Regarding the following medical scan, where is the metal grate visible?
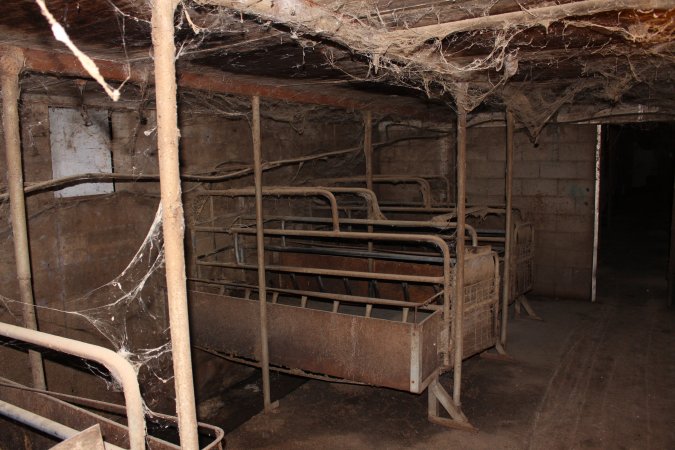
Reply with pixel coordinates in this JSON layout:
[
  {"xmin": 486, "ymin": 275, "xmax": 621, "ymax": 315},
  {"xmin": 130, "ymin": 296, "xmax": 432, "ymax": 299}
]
[{"xmin": 462, "ymin": 276, "xmax": 499, "ymax": 358}]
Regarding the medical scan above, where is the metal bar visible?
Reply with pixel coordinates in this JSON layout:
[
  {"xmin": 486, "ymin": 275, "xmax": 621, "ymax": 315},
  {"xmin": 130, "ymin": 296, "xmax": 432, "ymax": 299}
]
[
  {"xmin": 203, "ymin": 187, "xmax": 340, "ymax": 230},
  {"xmin": 364, "ymin": 111, "xmax": 374, "ymax": 193},
  {"xmin": 251, "ymin": 95, "xmax": 272, "ymax": 412},
  {"xmin": 501, "ymin": 110, "xmax": 514, "ymax": 345},
  {"xmin": 453, "ymin": 98, "xmax": 467, "ymax": 405},
  {"xmin": 591, "ymin": 124, "xmax": 602, "ymax": 303},
  {"xmin": 198, "ymin": 260, "xmax": 444, "ymax": 284},
  {"xmin": 150, "ymin": 0, "xmax": 199, "ymax": 446},
  {"xmin": 203, "ymin": 215, "xmax": 480, "ymax": 246},
  {"xmin": 190, "ymin": 279, "xmax": 426, "ymax": 309},
  {"xmin": 263, "ymin": 244, "xmax": 446, "ymax": 264},
  {"xmin": 321, "ymin": 176, "xmax": 433, "ymax": 208},
  {"xmin": 0, "ymin": 322, "xmax": 145, "ymax": 450},
  {"xmin": 0, "ymin": 48, "xmax": 46, "ymax": 390},
  {"xmin": 0, "ymin": 401, "xmax": 124, "ymax": 450}
]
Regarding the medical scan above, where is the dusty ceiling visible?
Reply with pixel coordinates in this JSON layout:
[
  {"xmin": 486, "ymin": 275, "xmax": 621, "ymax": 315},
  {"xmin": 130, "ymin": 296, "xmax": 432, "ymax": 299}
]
[{"xmin": 0, "ymin": 0, "xmax": 673, "ymax": 136}]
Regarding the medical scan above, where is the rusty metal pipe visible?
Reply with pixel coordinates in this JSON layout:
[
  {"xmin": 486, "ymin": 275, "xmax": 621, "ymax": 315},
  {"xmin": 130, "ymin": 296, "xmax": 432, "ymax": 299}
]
[
  {"xmin": 317, "ymin": 186, "xmax": 386, "ymax": 220},
  {"xmin": 454, "ymin": 101, "xmax": 467, "ymax": 405},
  {"xmin": 1, "ymin": 48, "xmax": 47, "ymax": 390},
  {"xmin": 198, "ymin": 259, "xmax": 444, "ymax": 284},
  {"xmin": 0, "ymin": 321, "xmax": 145, "ymax": 450},
  {"xmin": 320, "ymin": 176, "xmax": 433, "ymax": 208},
  {"xmin": 151, "ymin": 0, "xmax": 199, "ymax": 446},
  {"xmin": 233, "ymin": 214, "xmax": 479, "ymax": 246},
  {"xmin": 203, "ymin": 187, "xmax": 340, "ymax": 230},
  {"xmin": 501, "ymin": 110, "xmax": 514, "ymax": 346},
  {"xmin": 190, "ymin": 278, "xmax": 430, "ymax": 309},
  {"xmin": 251, "ymin": 95, "xmax": 272, "ymax": 412}
]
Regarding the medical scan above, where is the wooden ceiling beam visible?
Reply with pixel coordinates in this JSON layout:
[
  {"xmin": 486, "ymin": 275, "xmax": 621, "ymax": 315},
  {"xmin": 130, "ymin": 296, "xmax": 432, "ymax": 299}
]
[{"xmin": 3, "ymin": 45, "xmax": 442, "ymax": 120}]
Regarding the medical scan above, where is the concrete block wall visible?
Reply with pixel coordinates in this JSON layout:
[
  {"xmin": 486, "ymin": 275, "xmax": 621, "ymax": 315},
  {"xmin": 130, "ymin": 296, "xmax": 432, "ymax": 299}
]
[{"xmin": 466, "ymin": 124, "xmax": 597, "ymax": 299}]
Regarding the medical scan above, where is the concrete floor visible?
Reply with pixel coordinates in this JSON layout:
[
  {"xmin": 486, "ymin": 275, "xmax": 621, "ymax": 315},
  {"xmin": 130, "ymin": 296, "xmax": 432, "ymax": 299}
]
[{"xmin": 224, "ymin": 270, "xmax": 675, "ymax": 448}]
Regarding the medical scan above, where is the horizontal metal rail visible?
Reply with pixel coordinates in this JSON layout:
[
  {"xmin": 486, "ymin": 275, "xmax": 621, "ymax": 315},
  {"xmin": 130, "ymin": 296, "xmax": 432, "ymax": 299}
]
[
  {"xmin": 197, "ymin": 260, "xmax": 444, "ymax": 284},
  {"xmin": 0, "ymin": 322, "xmax": 146, "ymax": 450},
  {"xmin": 233, "ymin": 214, "xmax": 479, "ymax": 246},
  {"xmin": 189, "ymin": 278, "xmax": 434, "ymax": 309},
  {"xmin": 263, "ymin": 244, "xmax": 445, "ymax": 264}
]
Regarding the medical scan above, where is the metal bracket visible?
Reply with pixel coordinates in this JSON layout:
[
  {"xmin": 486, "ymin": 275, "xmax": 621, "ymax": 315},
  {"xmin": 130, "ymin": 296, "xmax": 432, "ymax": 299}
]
[
  {"xmin": 515, "ymin": 295, "xmax": 543, "ymax": 321},
  {"xmin": 480, "ymin": 341, "xmax": 516, "ymax": 362},
  {"xmin": 427, "ymin": 378, "xmax": 477, "ymax": 432}
]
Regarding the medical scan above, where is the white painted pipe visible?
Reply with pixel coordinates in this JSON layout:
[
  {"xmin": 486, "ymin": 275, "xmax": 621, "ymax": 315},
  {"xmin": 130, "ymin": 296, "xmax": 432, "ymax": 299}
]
[
  {"xmin": 0, "ymin": 399, "xmax": 124, "ymax": 450},
  {"xmin": 0, "ymin": 322, "xmax": 145, "ymax": 450}
]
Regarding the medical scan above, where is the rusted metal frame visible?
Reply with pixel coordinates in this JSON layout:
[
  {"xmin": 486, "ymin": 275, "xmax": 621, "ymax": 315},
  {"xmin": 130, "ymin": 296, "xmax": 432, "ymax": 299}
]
[
  {"xmin": 0, "ymin": 401, "xmax": 122, "ymax": 450},
  {"xmin": 150, "ymin": 0, "xmax": 199, "ymax": 446},
  {"xmin": 501, "ymin": 110, "xmax": 514, "ymax": 346},
  {"xmin": 322, "ymin": 176, "xmax": 433, "ymax": 208},
  {"xmin": 236, "ymin": 214, "xmax": 480, "ymax": 246},
  {"xmin": 198, "ymin": 259, "xmax": 444, "ymax": 284},
  {"xmin": 190, "ymin": 278, "xmax": 428, "ymax": 309},
  {"xmin": 0, "ymin": 322, "xmax": 146, "ymax": 450},
  {"xmin": 264, "ymin": 243, "xmax": 445, "ymax": 264},
  {"xmin": 318, "ymin": 186, "xmax": 386, "ymax": 220},
  {"xmin": 0, "ymin": 48, "xmax": 47, "ymax": 390},
  {"xmin": 453, "ymin": 98, "xmax": 467, "ymax": 407},
  {"xmin": 0, "ymin": 381, "xmax": 226, "ymax": 450},
  {"xmin": 223, "ymin": 227, "xmax": 458, "ymax": 374},
  {"xmin": 250, "ymin": 95, "xmax": 273, "ymax": 412},
  {"xmin": 202, "ymin": 187, "xmax": 340, "ymax": 230}
]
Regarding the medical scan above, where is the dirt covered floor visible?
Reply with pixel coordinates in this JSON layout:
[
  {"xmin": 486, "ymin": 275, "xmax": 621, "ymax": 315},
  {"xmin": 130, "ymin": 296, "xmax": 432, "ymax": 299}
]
[{"xmin": 224, "ymin": 282, "xmax": 675, "ymax": 448}]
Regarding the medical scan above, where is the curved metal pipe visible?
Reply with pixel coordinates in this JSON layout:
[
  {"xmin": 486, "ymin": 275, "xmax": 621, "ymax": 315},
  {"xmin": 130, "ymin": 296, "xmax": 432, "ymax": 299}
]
[
  {"xmin": 204, "ymin": 187, "xmax": 341, "ymax": 230},
  {"xmin": 0, "ymin": 322, "xmax": 146, "ymax": 450}
]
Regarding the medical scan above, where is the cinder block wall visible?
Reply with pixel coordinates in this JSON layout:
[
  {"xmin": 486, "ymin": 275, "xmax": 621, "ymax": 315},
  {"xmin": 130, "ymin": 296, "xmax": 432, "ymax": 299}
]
[{"xmin": 466, "ymin": 124, "xmax": 597, "ymax": 299}]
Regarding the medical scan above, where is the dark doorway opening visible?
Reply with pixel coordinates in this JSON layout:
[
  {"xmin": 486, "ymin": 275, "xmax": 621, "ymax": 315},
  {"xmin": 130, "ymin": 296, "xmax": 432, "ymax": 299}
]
[{"xmin": 598, "ymin": 122, "xmax": 675, "ymax": 304}]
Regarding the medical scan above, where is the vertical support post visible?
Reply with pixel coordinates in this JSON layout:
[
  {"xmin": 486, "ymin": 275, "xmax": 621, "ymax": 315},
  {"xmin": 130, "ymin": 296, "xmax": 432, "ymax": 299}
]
[
  {"xmin": 591, "ymin": 124, "xmax": 602, "ymax": 303},
  {"xmin": 150, "ymin": 2, "xmax": 199, "ymax": 448},
  {"xmin": 252, "ymin": 95, "xmax": 272, "ymax": 411},
  {"xmin": 364, "ymin": 111, "xmax": 373, "ymax": 193},
  {"xmin": 445, "ymin": 131, "xmax": 454, "ymax": 206},
  {"xmin": 1, "ymin": 48, "xmax": 47, "ymax": 390},
  {"xmin": 364, "ymin": 111, "xmax": 375, "ymax": 317},
  {"xmin": 454, "ymin": 94, "xmax": 467, "ymax": 406},
  {"xmin": 501, "ymin": 110, "xmax": 515, "ymax": 345}
]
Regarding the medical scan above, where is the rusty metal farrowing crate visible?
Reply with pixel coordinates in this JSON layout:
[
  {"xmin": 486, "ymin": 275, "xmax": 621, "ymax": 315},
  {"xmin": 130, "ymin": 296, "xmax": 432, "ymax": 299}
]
[{"xmin": 188, "ymin": 187, "xmax": 500, "ymax": 429}]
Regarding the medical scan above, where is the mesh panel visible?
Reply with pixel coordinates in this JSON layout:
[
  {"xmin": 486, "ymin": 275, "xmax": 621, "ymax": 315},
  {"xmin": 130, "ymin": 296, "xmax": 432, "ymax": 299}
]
[{"xmin": 462, "ymin": 275, "xmax": 498, "ymax": 358}]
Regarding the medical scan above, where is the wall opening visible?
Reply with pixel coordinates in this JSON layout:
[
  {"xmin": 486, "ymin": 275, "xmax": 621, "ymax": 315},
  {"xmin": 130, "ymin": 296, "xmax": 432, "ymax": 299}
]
[{"xmin": 597, "ymin": 122, "xmax": 675, "ymax": 303}]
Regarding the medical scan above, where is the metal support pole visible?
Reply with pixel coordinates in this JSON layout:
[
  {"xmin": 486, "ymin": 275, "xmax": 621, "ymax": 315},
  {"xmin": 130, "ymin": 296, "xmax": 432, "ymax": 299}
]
[
  {"xmin": 1, "ymin": 48, "xmax": 47, "ymax": 390},
  {"xmin": 252, "ymin": 95, "xmax": 272, "ymax": 411},
  {"xmin": 150, "ymin": 1, "xmax": 199, "ymax": 448},
  {"xmin": 364, "ymin": 111, "xmax": 373, "ymax": 193},
  {"xmin": 591, "ymin": 124, "xmax": 601, "ymax": 303},
  {"xmin": 454, "ymin": 98, "xmax": 467, "ymax": 406},
  {"xmin": 501, "ymin": 110, "xmax": 514, "ymax": 345},
  {"xmin": 364, "ymin": 111, "xmax": 375, "ymax": 316}
]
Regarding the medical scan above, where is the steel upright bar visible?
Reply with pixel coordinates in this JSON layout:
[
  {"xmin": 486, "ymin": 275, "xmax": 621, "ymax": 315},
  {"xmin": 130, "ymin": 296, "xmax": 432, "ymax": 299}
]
[
  {"xmin": 252, "ymin": 95, "xmax": 272, "ymax": 411},
  {"xmin": 150, "ymin": 1, "xmax": 199, "ymax": 447},
  {"xmin": 364, "ymin": 111, "xmax": 373, "ymax": 192},
  {"xmin": 1, "ymin": 48, "xmax": 47, "ymax": 390},
  {"xmin": 501, "ymin": 110, "xmax": 515, "ymax": 345},
  {"xmin": 453, "ymin": 98, "xmax": 467, "ymax": 405}
]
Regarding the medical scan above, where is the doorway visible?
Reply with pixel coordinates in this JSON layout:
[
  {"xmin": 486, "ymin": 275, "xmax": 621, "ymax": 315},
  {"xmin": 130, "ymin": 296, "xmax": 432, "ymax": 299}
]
[{"xmin": 597, "ymin": 122, "xmax": 675, "ymax": 303}]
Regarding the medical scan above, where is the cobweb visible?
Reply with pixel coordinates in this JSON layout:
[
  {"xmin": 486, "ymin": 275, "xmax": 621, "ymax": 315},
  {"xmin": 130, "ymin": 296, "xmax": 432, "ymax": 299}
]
[{"xmin": 0, "ymin": 202, "xmax": 175, "ymax": 415}]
